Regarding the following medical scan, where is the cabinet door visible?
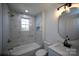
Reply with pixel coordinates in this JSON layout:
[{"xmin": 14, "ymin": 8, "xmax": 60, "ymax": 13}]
[{"xmin": 48, "ymin": 48, "xmax": 61, "ymax": 56}]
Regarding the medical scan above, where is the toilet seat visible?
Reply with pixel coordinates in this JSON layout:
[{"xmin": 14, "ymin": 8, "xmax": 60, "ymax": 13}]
[{"xmin": 35, "ymin": 49, "xmax": 47, "ymax": 56}]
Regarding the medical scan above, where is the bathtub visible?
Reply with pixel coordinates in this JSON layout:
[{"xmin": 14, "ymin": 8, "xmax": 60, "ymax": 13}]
[{"xmin": 9, "ymin": 43, "xmax": 41, "ymax": 56}]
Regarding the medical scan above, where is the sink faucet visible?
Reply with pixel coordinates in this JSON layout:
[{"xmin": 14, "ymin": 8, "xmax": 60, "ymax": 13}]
[{"xmin": 63, "ymin": 35, "xmax": 72, "ymax": 48}]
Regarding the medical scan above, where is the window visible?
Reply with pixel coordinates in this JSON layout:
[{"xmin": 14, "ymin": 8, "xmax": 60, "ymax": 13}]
[{"xmin": 21, "ymin": 18, "xmax": 30, "ymax": 31}]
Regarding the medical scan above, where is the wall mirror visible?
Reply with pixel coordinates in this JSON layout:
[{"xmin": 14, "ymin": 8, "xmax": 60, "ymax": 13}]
[{"xmin": 58, "ymin": 7, "xmax": 79, "ymax": 41}]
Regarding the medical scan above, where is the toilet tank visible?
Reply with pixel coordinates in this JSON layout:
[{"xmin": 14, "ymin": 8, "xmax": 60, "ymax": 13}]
[{"xmin": 44, "ymin": 41, "xmax": 52, "ymax": 50}]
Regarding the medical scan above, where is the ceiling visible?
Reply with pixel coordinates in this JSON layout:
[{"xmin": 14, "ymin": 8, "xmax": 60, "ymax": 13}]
[{"xmin": 8, "ymin": 3, "xmax": 63, "ymax": 16}]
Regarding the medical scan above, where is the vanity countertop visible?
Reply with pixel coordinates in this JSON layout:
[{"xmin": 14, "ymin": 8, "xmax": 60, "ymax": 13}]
[{"xmin": 48, "ymin": 43, "xmax": 71, "ymax": 56}]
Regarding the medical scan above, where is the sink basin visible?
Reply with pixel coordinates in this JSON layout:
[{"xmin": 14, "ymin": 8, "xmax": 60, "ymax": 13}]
[{"xmin": 48, "ymin": 43, "xmax": 69, "ymax": 56}]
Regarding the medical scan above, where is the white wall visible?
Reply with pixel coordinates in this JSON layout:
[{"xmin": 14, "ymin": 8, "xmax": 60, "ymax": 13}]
[
  {"xmin": 2, "ymin": 4, "xmax": 10, "ymax": 55},
  {"xmin": 35, "ymin": 6, "xmax": 64, "ymax": 46},
  {"xmin": 0, "ymin": 4, "xmax": 2, "ymax": 55},
  {"xmin": 45, "ymin": 9, "xmax": 64, "ymax": 44}
]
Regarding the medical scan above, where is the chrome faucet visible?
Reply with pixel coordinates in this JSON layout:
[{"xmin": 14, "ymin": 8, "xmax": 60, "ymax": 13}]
[{"xmin": 63, "ymin": 35, "xmax": 72, "ymax": 48}]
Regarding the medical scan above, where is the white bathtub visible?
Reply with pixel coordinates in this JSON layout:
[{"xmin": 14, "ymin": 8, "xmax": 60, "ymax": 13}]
[{"xmin": 9, "ymin": 43, "xmax": 41, "ymax": 56}]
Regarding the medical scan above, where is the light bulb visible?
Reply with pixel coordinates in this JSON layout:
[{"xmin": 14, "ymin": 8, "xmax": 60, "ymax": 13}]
[{"xmin": 66, "ymin": 6, "xmax": 70, "ymax": 13}]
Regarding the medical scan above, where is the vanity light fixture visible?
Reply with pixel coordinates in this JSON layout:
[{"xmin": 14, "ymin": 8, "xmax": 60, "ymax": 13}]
[{"xmin": 57, "ymin": 3, "xmax": 72, "ymax": 11}]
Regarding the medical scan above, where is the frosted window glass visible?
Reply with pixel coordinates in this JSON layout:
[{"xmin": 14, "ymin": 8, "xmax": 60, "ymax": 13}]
[{"xmin": 21, "ymin": 18, "xmax": 30, "ymax": 31}]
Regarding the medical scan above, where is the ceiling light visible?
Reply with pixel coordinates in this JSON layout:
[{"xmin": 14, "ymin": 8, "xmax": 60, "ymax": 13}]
[
  {"xmin": 57, "ymin": 3, "xmax": 72, "ymax": 11},
  {"xmin": 25, "ymin": 10, "xmax": 29, "ymax": 13}
]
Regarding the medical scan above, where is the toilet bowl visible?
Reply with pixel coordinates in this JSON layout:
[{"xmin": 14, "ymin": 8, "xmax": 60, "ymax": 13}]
[
  {"xmin": 35, "ymin": 41, "xmax": 52, "ymax": 56},
  {"xmin": 35, "ymin": 49, "xmax": 47, "ymax": 56}
]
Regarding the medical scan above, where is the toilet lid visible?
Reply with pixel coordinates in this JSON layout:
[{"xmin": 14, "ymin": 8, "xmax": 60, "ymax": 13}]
[{"xmin": 36, "ymin": 49, "xmax": 47, "ymax": 56}]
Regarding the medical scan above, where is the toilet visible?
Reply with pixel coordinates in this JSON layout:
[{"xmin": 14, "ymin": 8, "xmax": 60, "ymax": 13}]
[
  {"xmin": 35, "ymin": 41, "xmax": 52, "ymax": 56},
  {"xmin": 35, "ymin": 49, "xmax": 47, "ymax": 56}
]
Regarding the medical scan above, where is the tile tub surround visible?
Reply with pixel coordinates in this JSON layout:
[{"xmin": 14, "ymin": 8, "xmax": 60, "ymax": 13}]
[{"xmin": 9, "ymin": 14, "xmax": 35, "ymax": 48}]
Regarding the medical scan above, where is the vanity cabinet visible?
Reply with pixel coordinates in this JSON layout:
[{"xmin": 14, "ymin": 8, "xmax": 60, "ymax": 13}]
[{"xmin": 48, "ymin": 48, "xmax": 61, "ymax": 56}]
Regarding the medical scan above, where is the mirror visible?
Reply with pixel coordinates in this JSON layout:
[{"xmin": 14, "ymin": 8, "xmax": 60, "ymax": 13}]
[{"xmin": 58, "ymin": 7, "xmax": 79, "ymax": 41}]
